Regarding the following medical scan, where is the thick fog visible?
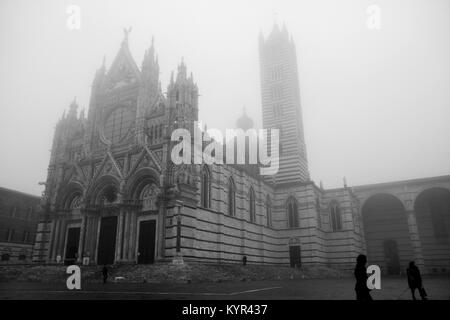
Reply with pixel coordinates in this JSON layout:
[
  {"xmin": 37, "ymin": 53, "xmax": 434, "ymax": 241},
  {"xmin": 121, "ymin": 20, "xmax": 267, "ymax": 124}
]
[{"xmin": 0, "ymin": 0, "xmax": 449, "ymax": 196}]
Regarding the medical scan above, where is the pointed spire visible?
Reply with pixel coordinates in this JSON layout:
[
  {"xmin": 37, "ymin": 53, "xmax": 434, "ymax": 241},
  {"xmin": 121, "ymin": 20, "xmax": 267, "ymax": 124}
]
[
  {"xmin": 122, "ymin": 26, "xmax": 132, "ymax": 47},
  {"xmin": 93, "ymin": 56, "xmax": 106, "ymax": 86},
  {"xmin": 149, "ymin": 35, "xmax": 155, "ymax": 57},
  {"xmin": 282, "ymin": 21, "xmax": 288, "ymax": 34},
  {"xmin": 272, "ymin": 21, "xmax": 280, "ymax": 33},
  {"xmin": 68, "ymin": 97, "xmax": 78, "ymax": 119},
  {"xmin": 177, "ymin": 57, "xmax": 187, "ymax": 81}
]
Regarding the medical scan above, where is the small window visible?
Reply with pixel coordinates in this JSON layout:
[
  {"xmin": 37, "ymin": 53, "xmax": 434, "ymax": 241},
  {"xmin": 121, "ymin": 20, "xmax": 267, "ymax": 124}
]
[
  {"xmin": 266, "ymin": 196, "xmax": 272, "ymax": 227},
  {"xmin": 316, "ymin": 198, "xmax": 322, "ymax": 229},
  {"xmin": 287, "ymin": 197, "xmax": 299, "ymax": 228},
  {"xmin": 271, "ymin": 86, "xmax": 283, "ymax": 101},
  {"xmin": 273, "ymin": 105, "xmax": 283, "ymax": 117},
  {"xmin": 249, "ymin": 187, "xmax": 256, "ymax": 222},
  {"xmin": 18, "ymin": 254, "xmax": 26, "ymax": 261},
  {"xmin": 1, "ymin": 253, "xmax": 10, "ymax": 261},
  {"xmin": 201, "ymin": 166, "xmax": 211, "ymax": 208},
  {"xmin": 330, "ymin": 202, "xmax": 342, "ymax": 231},
  {"xmin": 228, "ymin": 178, "xmax": 236, "ymax": 216}
]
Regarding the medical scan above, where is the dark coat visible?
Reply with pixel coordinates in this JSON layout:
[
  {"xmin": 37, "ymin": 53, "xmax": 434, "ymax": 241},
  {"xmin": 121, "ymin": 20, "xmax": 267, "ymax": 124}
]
[
  {"xmin": 354, "ymin": 264, "xmax": 370, "ymax": 292},
  {"xmin": 407, "ymin": 265, "xmax": 422, "ymax": 289}
]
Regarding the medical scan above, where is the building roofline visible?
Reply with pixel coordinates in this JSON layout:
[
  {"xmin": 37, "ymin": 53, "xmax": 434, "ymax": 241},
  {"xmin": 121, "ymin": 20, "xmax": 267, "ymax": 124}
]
[
  {"xmin": 352, "ymin": 174, "xmax": 450, "ymax": 191},
  {"xmin": 0, "ymin": 186, "xmax": 41, "ymax": 199}
]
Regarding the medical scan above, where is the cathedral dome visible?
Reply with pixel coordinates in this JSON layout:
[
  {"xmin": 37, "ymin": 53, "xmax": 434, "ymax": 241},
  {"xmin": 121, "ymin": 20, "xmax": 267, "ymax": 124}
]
[{"xmin": 236, "ymin": 108, "xmax": 254, "ymax": 131}]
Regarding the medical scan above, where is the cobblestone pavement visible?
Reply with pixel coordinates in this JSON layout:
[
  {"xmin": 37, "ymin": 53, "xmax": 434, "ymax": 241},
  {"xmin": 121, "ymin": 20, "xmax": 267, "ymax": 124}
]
[{"xmin": 0, "ymin": 276, "xmax": 449, "ymax": 300}]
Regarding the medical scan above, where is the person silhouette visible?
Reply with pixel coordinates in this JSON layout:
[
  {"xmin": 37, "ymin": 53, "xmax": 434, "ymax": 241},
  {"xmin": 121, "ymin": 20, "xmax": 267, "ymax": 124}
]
[
  {"xmin": 354, "ymin": 254, "xmax": 372, "ymax": 301},
  {"xmin": 102, "ymin": 265, "xmax": 109, "ymax": 284},
  {"xmin": 406, "ymin": 261, "xmax": 427, "ymax": 300}
]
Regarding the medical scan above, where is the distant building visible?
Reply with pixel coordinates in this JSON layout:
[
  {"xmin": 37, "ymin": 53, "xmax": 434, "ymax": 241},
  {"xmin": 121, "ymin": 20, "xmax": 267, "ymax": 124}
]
[
  {"xmin": 32, "ymin": 25, "xmax": 450, "ymax": 274},
  {"xmin": 0, "ymin": 187, "xmax": 40, "ymax": 264}
]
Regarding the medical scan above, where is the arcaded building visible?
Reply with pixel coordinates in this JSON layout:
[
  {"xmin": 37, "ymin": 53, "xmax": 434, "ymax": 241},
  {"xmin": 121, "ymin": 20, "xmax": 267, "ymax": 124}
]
[
  {"xmin": 33, "ymin": 25, "xmax": 450, "ymax": 274},
  {"xmin": 0, "ymin": 187, "xmax": 40, "ymax": 264}
]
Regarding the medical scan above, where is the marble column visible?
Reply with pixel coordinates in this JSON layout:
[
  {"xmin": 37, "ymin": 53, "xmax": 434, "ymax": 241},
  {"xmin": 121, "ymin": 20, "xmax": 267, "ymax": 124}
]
[
  {"xmin": 56, "ymin": 218, "xmax": 67, "ymax": 261},
  {"xmin": 129, "ymin": 211, "xmax": 137, "ymax": 262},
  {"xmin": 123, "ymin": 211, "xmax": 130, "ymax": 261},
  {"xmin": 90, "ymin": 216, "xmax": 100, "ymax": 264},
  {"xmin": 77, "ymin": 213, "xmax": 87, "ymax": 263},
  {"xmin": 49, "ymin": 218, "xmax": 60, "ymax": 262},
  {"xmin": 115, "ymin": 210, "xmax": 125, "ymax": 262},
  {"xmin": 157, "ymin": 205, "xmax": 165, "ymax": 260}
]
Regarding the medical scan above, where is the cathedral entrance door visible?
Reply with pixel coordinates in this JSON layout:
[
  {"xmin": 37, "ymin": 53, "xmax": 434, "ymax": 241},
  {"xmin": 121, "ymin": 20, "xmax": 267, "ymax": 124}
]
[
  {"xmin": 383, "ymin": 239, "xmax": 400, "ymax": 275},
  {"xmin": 97, "ymin": 216, "xmax": 118, "ymax": 265},
  {"xmin": 64, "ymin": 227, "xmax": 80, "ymax": 265},
  {"xmin": 137, "ymin": 220, "xmax": 156, "ymax": 264},
  {"xmin": 289, "ymin": 245, "xmax": 301, "ymax": 268}
]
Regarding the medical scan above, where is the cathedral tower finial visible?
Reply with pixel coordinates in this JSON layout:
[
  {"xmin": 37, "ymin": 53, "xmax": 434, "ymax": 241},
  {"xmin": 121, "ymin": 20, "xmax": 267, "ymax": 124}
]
[{"xmin": 122, "ymin": 26, "xmax": 132, "ymax": 46}]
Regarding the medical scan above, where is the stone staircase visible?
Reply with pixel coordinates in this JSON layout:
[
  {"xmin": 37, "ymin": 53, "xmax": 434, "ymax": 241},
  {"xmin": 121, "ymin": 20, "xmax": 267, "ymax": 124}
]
[{"xmin": 0, "ymin": 262, "xmax": 350, "ymax": 284}]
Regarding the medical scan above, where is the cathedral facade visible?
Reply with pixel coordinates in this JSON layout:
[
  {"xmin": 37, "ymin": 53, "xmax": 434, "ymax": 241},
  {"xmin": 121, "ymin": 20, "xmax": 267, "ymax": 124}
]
[{"xmin": 33, "ymin": 26, "xmax": 450, "ymax": 274}]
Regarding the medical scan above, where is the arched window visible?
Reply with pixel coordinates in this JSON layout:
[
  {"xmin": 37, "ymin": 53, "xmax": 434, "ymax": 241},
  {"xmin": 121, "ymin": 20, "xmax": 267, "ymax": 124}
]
[
  {"xmin": 287, "ymin": 197, "xmax": 299, "ymax": 228},
  {"xmin": 103, "ymin": 107, "xmax": 133, "ymax": 145},
  {"xmin": 69, "ymin": 194, "xmax": 82, "ymax": 210},
  {"xmin": 249, "ymin": 187, "xmax": 256, "ymax": 222},
  {"xmin": 266, "ymin": 196, "xmax": 272, "ymax": 227},
  {"xmin": 330, "ymin": 202, "xmax": 342, "ymax": 231},
  {"xmin": 201, "ymin": 166, "xmax": 211, "ymax": 208},
  {"xmin": 316, "ymin": 198, "xmax": 322, "ymax": 229},
  {"xmin": 228, "ymin": 177, "xmax": 236, "ymax": 216},
  {"xmin": 140, "ymin": 183, "xmax": 159, "ymax": 211}
]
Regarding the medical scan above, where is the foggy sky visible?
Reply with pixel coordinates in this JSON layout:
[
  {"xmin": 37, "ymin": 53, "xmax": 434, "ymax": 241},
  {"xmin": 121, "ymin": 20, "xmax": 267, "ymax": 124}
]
[{"xmin": 0, "ymin": 0, "xmax": 449, "ymax": 196}]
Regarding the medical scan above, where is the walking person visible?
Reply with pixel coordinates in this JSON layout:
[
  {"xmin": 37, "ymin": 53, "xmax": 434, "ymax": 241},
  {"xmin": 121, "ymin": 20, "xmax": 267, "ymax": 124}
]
[
  {"xmin": 102, "ymin": 265, "xmax": 109, "ymax": 284},
  {"xmin": 407, "ymin": 261, "xmax": 427, "ymax": 300},
  {"xmin": 354, "ymin": 254, "xmax": 372, "ymax": 301}
]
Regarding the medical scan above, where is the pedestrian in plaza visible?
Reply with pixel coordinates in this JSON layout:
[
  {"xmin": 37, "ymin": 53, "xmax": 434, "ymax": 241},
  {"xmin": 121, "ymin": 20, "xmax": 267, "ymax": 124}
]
[
  {"xmin": 102, "ymin": 265, "xmax": 109, "ymax": 284},
  {"xmin": 407, "ymin": 261, "xmax": 427, "ymax": 300},
  {"xmin": 354, "ymin": 254, "xmax": 372, "ymax": 301}
]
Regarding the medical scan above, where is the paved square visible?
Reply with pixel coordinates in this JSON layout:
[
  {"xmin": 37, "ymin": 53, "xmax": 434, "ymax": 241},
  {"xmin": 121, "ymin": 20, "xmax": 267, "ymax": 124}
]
[{"xmin": 0, "ymin": 276, "xmax": 449, "ymax": 300}]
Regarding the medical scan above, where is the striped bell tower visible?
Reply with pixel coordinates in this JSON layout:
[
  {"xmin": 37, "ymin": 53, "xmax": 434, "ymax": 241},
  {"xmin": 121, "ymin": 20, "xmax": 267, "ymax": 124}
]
[{"xmin": 259, "ymin": 23, "xmax": 310, "ymax": 184}]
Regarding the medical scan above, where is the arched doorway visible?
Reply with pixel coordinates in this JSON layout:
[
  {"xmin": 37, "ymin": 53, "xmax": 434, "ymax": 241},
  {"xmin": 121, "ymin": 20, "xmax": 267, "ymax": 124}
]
[
  {"xmin": 362, "ymin": 193, "xmax": 413, "ymax": 275},
  {"xmin": 414, "ymin": 188, "xmax": 450, "ymax": 273},
  {"xmin": 126, "ymin": 170, "xmax": 161, "ymax": 264},
  {"xmin": 89, "ymin": 178, "xmax": 120, "ymax": 266}
]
